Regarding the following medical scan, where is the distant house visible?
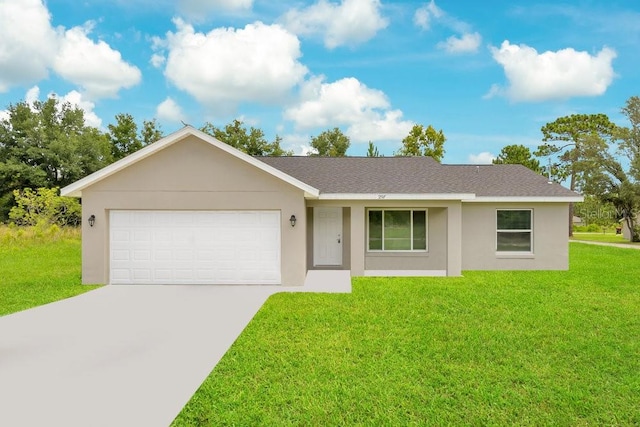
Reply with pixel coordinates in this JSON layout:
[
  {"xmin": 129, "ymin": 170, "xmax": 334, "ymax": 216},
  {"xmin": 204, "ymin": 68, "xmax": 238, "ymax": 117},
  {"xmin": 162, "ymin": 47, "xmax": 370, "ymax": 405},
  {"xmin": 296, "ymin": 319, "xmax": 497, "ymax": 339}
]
[
  {"xmin": 621, "ymin": 215, "xmax": 639, "ymax": 241},
  {"xmin": 61, "ymin": 127, "xmax": 582, "ymax": 286}
]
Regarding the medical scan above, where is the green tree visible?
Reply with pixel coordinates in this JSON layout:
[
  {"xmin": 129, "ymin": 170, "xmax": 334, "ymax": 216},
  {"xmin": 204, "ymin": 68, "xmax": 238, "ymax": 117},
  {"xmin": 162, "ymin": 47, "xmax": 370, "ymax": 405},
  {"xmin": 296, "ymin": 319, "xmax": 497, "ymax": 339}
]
[
  {"xmin": 536, "ymin": 114, "xmax": 617, "ymax": 189},
  {"xmin": 574, "ymin": 195, "xmax": 618, "ymax": 229},
  {"xmin": 108, "ymin": 115, "xmax": 163, "ymax": 161},
  {"xmin": 396, "ymin": 124, "xmax": 446, "ymax": 161},
  {"xmin": 270, "ymin": 135, "xmax": 293, "ymax": 156},
  {"xmin": 0, "ymin": 97, "xmax": 111, "ymax": 220},
  {"xmin": 366, "ymin": 141, "xmax": 381, "ymax": 157},
  {"xmin": 141, "ymin": 119, "xmax": 164, "ymax": 145},
  {"xmin": 492, "ymin": 144, "xmax": 542, "ymax": 173},
  {"xmin": 108, "ymin": 113, "xmax": 142, "ymax": 160},
  {"xmin": 309, "ymin": 127, "xmax": 350, "ymax": 157},
  {"xmin": 536, "ymin": 113, "xmax": 617, "ymax": 236},
  {"xmin": 582, "ymin": 97, "xmax": 640, "ymax": 241},
  {"xmin": 200, "ymin": 119, "xmax": 291, "ymax": 156}
]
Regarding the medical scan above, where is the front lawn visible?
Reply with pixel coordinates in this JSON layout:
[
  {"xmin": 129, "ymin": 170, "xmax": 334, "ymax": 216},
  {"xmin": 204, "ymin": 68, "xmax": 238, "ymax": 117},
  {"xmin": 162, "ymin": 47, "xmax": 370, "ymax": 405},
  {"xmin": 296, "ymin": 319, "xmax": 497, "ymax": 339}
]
[
  {"xmin": 572, "ymin": 232, "xmax": 638, "ymax": 244},
  {"xmin": 0, "ymin": 226, "xmax": 99, "ymax": 316},
  {"xmin": 174, "ymin": 243, "xmax": 640, "ymax": 425}
]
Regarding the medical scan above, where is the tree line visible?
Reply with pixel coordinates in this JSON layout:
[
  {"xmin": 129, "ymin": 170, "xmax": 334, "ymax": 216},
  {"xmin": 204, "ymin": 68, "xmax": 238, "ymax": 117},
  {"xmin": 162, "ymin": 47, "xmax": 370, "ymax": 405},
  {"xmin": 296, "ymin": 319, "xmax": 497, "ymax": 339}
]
[
  {"xmin": 0, "ymin": 96, "xmax": 446, "ymax": 222},
  {"xmin": 3, "ymin": 94, "xmax": 638, "ymax": 240},
  {"xmin": 492, "ymin": 96, "xmax": 640, "ymax": 241}
]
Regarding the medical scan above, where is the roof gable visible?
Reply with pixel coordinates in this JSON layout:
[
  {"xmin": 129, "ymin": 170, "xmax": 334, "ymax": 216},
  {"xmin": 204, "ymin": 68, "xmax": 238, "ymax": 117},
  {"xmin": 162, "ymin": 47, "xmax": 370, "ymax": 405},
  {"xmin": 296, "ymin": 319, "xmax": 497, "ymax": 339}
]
[{"xmin": 61, "ymin": 127, "xmax": 319, "ymax": 198}]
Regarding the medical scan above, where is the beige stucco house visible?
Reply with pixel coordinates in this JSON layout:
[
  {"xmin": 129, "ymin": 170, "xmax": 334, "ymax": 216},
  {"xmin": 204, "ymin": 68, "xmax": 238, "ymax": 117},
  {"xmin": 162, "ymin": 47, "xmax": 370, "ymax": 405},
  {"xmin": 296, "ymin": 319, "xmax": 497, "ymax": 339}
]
[{"xmin": 61, "ymin": 126, "xmax": 582, "ymax": 286}]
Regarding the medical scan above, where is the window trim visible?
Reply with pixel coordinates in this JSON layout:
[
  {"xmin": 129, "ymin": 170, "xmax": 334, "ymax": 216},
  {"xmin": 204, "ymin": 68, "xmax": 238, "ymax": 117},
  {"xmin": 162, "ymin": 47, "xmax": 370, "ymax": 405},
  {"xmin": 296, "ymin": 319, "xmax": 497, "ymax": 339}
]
[
  {"xmin": 495, "ymin": 208, "xmax": 533, "ymax": 254},
  {"xmin": 367, "ymin": 209, "xmax": 429, "ymax": 252}
]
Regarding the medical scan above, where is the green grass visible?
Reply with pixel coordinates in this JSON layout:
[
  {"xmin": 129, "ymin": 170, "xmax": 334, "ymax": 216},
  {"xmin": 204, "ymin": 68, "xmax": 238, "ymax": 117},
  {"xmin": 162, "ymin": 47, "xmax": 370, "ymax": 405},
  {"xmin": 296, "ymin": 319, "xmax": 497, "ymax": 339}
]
[
  {"xmin": 173, "ymin": 243, "xmax": 640, "ymax": 426},
  {"xmin": 572, "ymin": 232, "xmax": 639, "ymax": 244},
  {"xmin": 2, "ymin": 229, "xmax": 638, "ymax": 424},
  {"xmin": 0, "ymin": 226, "xmax": 100, "ymax": 316}
]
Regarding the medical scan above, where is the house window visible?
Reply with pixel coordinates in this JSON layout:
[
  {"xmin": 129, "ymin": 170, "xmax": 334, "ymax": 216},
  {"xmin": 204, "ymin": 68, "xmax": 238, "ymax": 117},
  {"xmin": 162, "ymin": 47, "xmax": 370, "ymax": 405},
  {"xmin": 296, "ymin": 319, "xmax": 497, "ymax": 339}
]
[
  {"xmin": 368, "ymin": 209, "xmax": 428, "ymax": 251},
  {"xmin": 496, "ymin": 209, "xmax": 532, "ymax": 252}
]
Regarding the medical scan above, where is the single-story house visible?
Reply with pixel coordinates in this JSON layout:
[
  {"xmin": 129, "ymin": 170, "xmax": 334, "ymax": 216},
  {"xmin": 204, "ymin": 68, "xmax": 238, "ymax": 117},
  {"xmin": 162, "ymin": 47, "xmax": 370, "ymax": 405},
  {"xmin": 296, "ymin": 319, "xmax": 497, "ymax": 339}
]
[
  {"xmin": 61, "ymin": 126, "xmax": 582, "ymax": 286},
  {"xmin": 572, "ymin": 216, "xmax": 583, "ymax": 227}
]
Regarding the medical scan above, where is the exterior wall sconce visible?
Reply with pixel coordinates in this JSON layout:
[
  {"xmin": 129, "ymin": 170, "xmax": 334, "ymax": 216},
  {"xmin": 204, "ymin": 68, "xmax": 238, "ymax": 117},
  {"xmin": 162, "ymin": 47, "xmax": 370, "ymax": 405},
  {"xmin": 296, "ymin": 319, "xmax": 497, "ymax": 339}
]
[
  {"xmin": 88, "ymin": 215, "xmax": 96, "ymax": 227},
  {"xmin": 289, "ymin": 214, "xmax": 297, "ymax": 227}
]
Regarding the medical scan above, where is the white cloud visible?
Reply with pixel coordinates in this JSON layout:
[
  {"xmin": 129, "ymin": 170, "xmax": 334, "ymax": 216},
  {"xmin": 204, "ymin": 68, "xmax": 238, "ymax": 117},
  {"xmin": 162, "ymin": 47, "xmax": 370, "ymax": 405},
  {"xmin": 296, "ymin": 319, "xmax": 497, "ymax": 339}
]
[
  {"xmin": 413, "ymin": 1, "xmax": 479, "ymax": 55},
  {"xmin": 150, "ymin": 53, "xmax": 166, "ymax": 68},
  {"xmin": 156, "ymin": 97, "xmax": 186, "ymax": 123},
  {"xmin": 21, "ymin": 86, "xmax": 102, "ymax": 128},
  {"xmin": 58, "ymin": 90, "xmax": 102, "ymax": 128},
  {"xmin": 281, "ymin": 133, "xmax": 316, "ymax": 155},
  {"xmin": 0, "ymin": 2, "xmax": 141, "ymax": 99},
  {"xmin": 437, "ymin": 32, "xmax": 481, "ymax": 54},
  {"xmin": 161, "ymin": 19, "xmax": 307, "ymax": 111},
  {"xmin": 285, "ymin": 76, "xmax": 413, "ymax": 143},
  {"xmin": 482, "ymin": 84, "xmax": 502, "ymax": 100},
  {"xmin": 0, "ymin": 109, "xmax": 8, "ymax": 122},
  {"xmin": 346, "ymin": 109, "xmax": 413, "ymax": 142},
  {"xmin": 282, "ymin": 0, "xmax": 388, "ymax": 49},
  {"xmin": 413, "ymin": 0, "xmax": 443, "ymax": 30},
  {"xmin": 468, "ymin": 152, "xmax": 495, "ymax": 164},
  {"xmin": 53, "ymin": 23, "xmax": 142, "ymax": 99},
  {"xmin": 177, "ymin": 0, "xmax": 252, "ymax": 21},
  {"xmin": 0, "ymin": 0, "xmax": 58, "ymax": 91},
  {"xmin": 286, "ymin": 76, "xmax": 387, "ymax": 128},
  {"xmin": 489, "ymin": 41, "xmax": 617, "ymax": 102},
  {"xmin": 25, "ymin": 86, "xmax": 41, "ymax": 106}
]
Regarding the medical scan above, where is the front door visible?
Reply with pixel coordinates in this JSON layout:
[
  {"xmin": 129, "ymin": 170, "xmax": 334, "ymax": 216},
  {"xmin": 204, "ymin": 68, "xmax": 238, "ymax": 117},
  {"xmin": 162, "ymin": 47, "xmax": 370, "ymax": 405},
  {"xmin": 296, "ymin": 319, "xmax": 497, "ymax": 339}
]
[{"xmin": 313, "ymin": 207, "xmax": 343, "ymax": 266}]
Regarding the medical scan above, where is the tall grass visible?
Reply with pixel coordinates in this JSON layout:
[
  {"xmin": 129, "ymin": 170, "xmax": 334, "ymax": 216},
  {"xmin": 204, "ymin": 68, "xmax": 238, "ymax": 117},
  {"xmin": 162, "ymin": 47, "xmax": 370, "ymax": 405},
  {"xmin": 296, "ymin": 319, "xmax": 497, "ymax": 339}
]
[
  {"xmin": 0, "ymin": 224, "xmax": 81, "ymax": 246},
  {"xmin": 0, "ymin": 225, "xmax": 97, "ymax": 316}
]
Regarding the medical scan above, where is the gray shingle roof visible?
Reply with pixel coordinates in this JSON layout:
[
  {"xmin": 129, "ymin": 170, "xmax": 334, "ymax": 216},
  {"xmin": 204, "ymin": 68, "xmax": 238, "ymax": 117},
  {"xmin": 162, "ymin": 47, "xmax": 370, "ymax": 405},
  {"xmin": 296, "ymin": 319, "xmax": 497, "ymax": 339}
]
[{"xmin": 257, "ymin": 156, "xmax": 578, "ymax": 198}]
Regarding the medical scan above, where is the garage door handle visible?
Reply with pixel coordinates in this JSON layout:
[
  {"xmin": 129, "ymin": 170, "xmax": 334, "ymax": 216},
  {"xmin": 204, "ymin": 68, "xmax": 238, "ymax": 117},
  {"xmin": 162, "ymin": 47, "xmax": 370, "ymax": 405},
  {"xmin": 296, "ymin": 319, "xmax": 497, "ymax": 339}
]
[{"xmin": 337, "ymin": 234, "xmax": 341, "ymax": 243}]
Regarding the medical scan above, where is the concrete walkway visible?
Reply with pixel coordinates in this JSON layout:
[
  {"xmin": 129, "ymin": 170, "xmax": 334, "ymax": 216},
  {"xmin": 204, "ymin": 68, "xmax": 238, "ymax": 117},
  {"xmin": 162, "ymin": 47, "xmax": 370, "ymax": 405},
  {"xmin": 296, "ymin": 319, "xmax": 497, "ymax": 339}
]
[
  {"xmin": 570, "ymin": 239, "xmax": 640, "ymax": 250},
  {"xmin": 0, "ymin": 272, "xmax": 351, "ymax": 427}
]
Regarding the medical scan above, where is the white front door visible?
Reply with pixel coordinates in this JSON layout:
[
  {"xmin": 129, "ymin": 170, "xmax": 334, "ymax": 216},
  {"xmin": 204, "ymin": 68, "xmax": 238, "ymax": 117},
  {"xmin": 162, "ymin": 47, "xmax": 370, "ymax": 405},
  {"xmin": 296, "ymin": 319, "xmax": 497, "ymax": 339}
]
[{"xmin": 313, "ymin": 207, "xmax": 343, "ymax": 266}]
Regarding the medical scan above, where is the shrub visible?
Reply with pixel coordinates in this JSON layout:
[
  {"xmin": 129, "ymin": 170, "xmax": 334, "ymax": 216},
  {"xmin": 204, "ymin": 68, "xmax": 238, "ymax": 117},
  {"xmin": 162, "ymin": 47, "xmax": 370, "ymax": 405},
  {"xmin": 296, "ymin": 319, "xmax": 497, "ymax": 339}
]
[
  {"xmin": 586, "ymin": 223, "xmax": 601, "ymax": 232},
  {"xmin": 9, "ymin": 188, "xmax": 81, "ymax": 227}
]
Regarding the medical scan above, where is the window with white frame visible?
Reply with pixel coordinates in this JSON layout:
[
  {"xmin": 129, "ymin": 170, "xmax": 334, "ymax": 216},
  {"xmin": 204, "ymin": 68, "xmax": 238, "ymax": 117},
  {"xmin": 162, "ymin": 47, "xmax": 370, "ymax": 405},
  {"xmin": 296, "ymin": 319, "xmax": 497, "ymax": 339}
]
[
  {"xmin": 368, "ymin": 209, "xmax": 428, "ymax": 251},
  {"xmin": 496, "ymin": 209, "xmax": 532, "ymax": 252}
]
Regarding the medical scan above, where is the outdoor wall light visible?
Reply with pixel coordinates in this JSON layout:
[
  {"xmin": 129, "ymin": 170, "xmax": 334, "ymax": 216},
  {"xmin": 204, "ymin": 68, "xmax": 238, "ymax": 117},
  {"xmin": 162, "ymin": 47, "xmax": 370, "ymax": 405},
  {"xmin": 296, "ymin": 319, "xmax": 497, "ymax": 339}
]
[
  {"xmin": 88, "ymin": 214, "xmax": 96, "ymax": 227},
  {"xmin": 289, "ymin": 214, "xmax": 297, "ymax": 227}
]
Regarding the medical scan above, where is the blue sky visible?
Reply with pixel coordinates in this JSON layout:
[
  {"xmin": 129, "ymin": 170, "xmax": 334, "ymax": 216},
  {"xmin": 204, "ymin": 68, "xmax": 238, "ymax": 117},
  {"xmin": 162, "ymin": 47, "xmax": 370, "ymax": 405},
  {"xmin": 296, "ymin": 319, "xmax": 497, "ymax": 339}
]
[{"xmin": 1, "ymin": 0, "xmax": 638, "ymax": 162}]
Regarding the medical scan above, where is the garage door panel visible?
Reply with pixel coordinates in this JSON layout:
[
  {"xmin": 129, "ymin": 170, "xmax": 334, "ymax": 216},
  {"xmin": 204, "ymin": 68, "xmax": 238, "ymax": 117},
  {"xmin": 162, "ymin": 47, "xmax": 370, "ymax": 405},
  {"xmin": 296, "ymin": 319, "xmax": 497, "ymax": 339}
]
[
  {"xmin": 133, "ymin": 250, "xmax": 151, "ymax": 261},
  {"xmin": 196, "ymin": 250, "xmax": 215, "ymax": 261},
  {"xmin": 111, "ymin": 250, "xmax": 130, "ymax": 262},
  {"xmin": 110, "ymin": 210, "xmax": 281, "ymax": 285},
  {"xmin": 132, "ymin": 212, "xmax": 154, "ymax": 226},
  {"xmin": 111, "ymin": 230, "xmax": 130, "ymax": 243},
  {"xmin": 111, "ymin": 269, "xmax": 131, "ymax": 282},
  {"xmin": 174, "ymin": 269, "xmax": 194, "ymax": 280},
  {"xmin": 132, "ymin": 269, "xmax": 152, "ymax": 281},
  {"xmin": 154, "ymin": 269, "xmax": 172, "ymax": 281},
  {"xmin": 175, "ymin": 250, "xmax": 194, "ymax": 261},
  {"xmin": 154, "ymin": 250, "xmax": 172, "ymax": 262}
]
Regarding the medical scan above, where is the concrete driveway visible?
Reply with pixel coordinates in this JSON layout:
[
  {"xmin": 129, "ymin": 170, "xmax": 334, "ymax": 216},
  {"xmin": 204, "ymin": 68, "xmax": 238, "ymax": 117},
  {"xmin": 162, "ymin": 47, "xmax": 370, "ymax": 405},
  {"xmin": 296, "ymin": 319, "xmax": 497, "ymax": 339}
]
[{"xmin": 0, "ymin": 285, "xmax": 283, "ymax": 427}]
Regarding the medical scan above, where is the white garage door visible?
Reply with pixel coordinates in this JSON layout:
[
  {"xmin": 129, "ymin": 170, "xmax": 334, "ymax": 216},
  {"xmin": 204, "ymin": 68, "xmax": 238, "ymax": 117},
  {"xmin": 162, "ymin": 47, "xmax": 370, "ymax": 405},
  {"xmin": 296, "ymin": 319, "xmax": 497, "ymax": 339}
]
[{"xmin": 110, "ymin": 210, "xmax": 281, "ymax": 285}]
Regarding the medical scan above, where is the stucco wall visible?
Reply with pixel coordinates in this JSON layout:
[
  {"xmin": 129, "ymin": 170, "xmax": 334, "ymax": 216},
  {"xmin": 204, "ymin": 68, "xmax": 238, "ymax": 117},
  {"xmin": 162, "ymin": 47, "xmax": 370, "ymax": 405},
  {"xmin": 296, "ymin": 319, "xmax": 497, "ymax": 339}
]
[
  {"xmin": 80, "ymin": 136, "xmax": 307, "ymax": 285},
  {"xmin": 461, "ymin": 202, "xmax": 569, "ymax": 270},
  {"xmin": 307, "ymin": 200, "xmax": 461, "ymax": 276}
]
